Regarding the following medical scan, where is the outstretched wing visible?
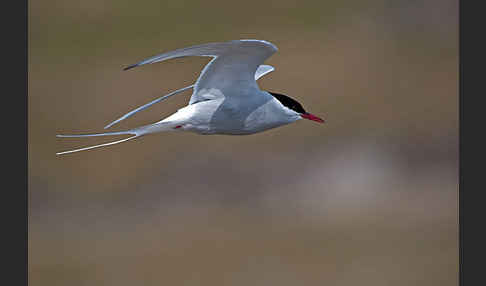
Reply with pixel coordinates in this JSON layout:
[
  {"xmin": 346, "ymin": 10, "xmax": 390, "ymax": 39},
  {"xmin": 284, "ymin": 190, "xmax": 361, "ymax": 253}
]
[{"xmin": 124, "ymin": 39, "xmax": 278, "ymax": 104}]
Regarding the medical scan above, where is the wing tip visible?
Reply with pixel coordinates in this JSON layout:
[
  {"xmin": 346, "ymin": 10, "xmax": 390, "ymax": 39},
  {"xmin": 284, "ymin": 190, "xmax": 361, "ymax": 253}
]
[
  {"xmin": 123, "ymin": 63, "xmax": 138, "ymax": 71},
  {"xmin": 104, "ymin": 121, "xmax": 118, "ymax": 129}
]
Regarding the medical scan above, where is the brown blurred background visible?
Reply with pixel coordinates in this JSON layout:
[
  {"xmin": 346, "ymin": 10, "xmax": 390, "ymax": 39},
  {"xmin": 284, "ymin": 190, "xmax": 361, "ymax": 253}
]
[{"xmin": 29, "ymin": 0, "xmax": 458, "ymax": 285}]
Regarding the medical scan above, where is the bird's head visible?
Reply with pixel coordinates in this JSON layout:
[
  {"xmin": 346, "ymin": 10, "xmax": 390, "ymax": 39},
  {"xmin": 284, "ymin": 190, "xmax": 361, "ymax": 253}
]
[{"xmin": 269, "ymin": 92, "xmax": 325, "ymax": 123}]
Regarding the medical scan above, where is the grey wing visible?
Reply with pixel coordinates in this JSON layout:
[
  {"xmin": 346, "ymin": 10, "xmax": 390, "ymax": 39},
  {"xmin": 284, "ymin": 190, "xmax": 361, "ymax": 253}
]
[
  {"xmin": 190, "ymin": 40, "xmax": 277, "ymax": 104},
  {"xmin": 124, "ymin": 39, "xmax": 278, "ymax": 104}
]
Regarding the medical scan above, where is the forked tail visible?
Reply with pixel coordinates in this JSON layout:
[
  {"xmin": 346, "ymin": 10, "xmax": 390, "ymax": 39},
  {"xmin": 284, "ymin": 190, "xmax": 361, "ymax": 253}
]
[{"xmin": 56, "ymin": 122, "xmax": 172, "ymax": 155}]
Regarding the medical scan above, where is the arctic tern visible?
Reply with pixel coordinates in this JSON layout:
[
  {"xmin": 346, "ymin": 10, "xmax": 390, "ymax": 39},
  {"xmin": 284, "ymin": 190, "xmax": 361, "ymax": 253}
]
[{"xmin": 57, "ymin": 39, "xmax": 324, "ymax": 155}]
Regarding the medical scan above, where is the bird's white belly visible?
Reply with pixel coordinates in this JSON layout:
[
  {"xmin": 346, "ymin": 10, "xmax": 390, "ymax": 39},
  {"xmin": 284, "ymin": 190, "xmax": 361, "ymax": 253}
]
[
  {"xmin": 161, "ymin": 95, "xmax": 299, "ymax": 135},
  {"xmin": 160, "ymin": 98, "xmax": 223, "ymax": 134}
]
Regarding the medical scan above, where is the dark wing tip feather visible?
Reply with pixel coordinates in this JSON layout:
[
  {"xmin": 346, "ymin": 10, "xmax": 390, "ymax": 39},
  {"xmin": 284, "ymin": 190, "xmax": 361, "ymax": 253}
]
[{"xmin": 123, "ymin": 63, "xmax": 139, "ymax": 71}]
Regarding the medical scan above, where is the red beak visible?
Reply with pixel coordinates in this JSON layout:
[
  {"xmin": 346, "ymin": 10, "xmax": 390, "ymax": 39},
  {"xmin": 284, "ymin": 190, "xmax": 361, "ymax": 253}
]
[{"xmin": 301, "ymin": 113, "xmax": 325, "ymax": 123}]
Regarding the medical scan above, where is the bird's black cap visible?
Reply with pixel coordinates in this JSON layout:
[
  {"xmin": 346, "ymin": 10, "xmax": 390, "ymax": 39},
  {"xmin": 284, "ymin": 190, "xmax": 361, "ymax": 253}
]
[{"xmin": 268, "ymin": 92, "xmax": 307, "ymax": 114}]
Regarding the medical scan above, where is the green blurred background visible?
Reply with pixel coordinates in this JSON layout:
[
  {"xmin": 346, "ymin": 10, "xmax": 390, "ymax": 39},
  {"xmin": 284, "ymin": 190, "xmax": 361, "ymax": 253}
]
[{"xmin": 29, "ymin": 0, "xmax": 458, "ymax": 285}]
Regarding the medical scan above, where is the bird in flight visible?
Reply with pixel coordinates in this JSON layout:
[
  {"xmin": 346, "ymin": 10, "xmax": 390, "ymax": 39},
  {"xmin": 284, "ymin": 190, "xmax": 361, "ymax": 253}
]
[{"xmin": 57, "ymin": 39, "xmax": 324, "ymax": 155}]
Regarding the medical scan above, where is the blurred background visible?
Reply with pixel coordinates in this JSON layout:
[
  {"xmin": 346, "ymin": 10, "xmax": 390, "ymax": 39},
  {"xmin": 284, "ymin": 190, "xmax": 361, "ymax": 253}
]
[{"xmin": 29, "ymin": 0, "xmax": 458, "ymax": 285}]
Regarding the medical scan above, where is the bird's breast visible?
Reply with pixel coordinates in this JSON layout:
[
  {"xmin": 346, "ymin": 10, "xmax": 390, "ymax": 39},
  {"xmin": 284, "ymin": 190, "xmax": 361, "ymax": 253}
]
[
  {"xmin": 173, "ymin": 93, "xmax": 298, "ymax": 135},
  {"xmin": 242, "ymin": 97, "xmax": 299, "ymax": 133}
]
